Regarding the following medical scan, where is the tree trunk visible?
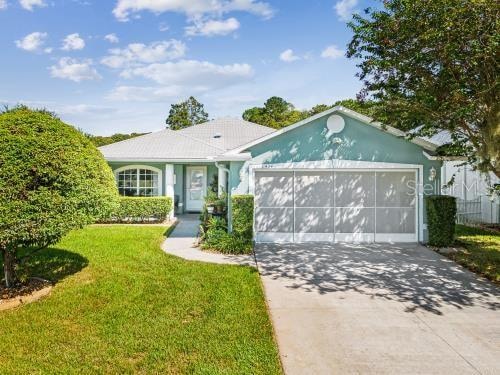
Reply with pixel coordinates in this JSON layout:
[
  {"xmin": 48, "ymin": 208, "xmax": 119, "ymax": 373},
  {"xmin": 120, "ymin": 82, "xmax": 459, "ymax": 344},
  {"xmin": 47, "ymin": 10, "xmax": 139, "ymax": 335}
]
[{"xmin": 1, "ymin": 247, "xmax": 16, "ymax": 288}]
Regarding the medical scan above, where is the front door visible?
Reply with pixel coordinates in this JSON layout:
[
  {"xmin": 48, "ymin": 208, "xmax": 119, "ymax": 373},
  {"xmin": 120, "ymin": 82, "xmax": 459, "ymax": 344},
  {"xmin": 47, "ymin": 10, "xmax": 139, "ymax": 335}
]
[{"xmin": 186, "ymin": 166, "xmax": 207, "ymax": 212}]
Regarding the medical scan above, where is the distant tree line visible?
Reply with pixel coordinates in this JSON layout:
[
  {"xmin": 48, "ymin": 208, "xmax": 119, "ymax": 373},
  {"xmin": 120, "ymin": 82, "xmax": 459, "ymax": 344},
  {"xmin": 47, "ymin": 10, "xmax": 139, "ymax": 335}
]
[{"xmin": 85, "ymin": 132, "xmax": 147, "ymax": 147}]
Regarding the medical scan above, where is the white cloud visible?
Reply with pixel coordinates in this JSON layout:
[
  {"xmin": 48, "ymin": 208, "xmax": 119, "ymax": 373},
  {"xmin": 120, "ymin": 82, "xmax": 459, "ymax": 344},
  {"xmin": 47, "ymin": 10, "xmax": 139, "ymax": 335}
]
[
  {"xmin": 334, "ymin": 0, "xmax": 358, "ymax": 22},
  {"xmin": 279, "ymin": 49, "xmax": 300, "ymax": 62},
  {"xmin": 158, "ymin": 22, "xmax": 169, "ymax": 32},
  {"xmin": 15, "ymin": 32, "xmax": 49, "ymax": 52},
  {"xmin": 120, "ymin": 60, "xmax": 254, "ymax": 88},
  {"xmin": 101, "ymin": 39, "xmax": 186, "ymax": 68},
  {"xmin": 50, "ymin": 57, "xmax": 101, "ymax": 82},
  {"xmin": 106, "ymin": 85, "xmax": 190, "ymax": 102},
  {"xmin": 185, "ymin": 17, "xmax": 240, "ymax": 37},
  {"xmin": 61, "ymin": 33, "xmax": 85, "ymax": 51},
  {"xmin": 19, "ymin": 0, "xmax": 46, "ymax": 11},
  {"xmin": 104, "ymin": 33, "xmax": 119, "ymax": 43},
  {"xmin": 321, "ymin": 45, "xmax": 344, "ymax": 59},
  {"xmin": 0, "ymin": 1, "xmax": 8, "ymax": 10},
  {"xmin": 113, "ymin": 0, "xmax": 274, "ymax": 22}
]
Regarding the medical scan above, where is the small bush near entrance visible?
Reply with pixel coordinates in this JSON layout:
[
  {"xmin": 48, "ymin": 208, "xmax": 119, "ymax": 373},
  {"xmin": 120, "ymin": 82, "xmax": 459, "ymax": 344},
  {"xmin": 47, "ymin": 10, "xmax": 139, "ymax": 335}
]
[
  {"xmin": 200, "ymin": 195, "xmax": 254, "ymax": 254},
  {"xmin": 101, "ymin": 197, "xmax": 172, "ymax": 223},
  {"xmin": 232, "ymin": 195, "xmax": 254, "ymax": 241},
  {"xmin": 426, "ymin": 195, "xmax": 457, "ymax": 247}
]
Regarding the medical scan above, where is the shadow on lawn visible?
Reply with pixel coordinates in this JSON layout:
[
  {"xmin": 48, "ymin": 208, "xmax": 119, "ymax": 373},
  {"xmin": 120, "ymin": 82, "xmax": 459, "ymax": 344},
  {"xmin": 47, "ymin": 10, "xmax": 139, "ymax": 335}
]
[
  {"xmin": 255, "ymin": 243, "xmax": 500, "ymax": 315},
  {"xmin": 21, "ymin": 247, "xmax": 88, "ymax": 283}
]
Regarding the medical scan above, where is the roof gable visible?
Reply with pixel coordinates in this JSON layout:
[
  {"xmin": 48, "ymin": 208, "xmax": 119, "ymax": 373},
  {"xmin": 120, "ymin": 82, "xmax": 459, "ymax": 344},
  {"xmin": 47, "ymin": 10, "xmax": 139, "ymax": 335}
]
[{"xmin": 224, "ymin": 106, "xmax": 439, "ymax": 155}]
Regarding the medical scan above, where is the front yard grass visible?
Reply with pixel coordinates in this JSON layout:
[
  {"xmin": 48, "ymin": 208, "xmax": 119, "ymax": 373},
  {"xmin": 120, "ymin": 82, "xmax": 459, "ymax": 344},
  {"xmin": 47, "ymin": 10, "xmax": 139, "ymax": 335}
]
[
  {"xmin": 450, "ymin": 225, "xmax": 500, "ymax": 283},
  {"xmin": 0, "ymin": 225, "xmax": 282, "ymax": 374}
]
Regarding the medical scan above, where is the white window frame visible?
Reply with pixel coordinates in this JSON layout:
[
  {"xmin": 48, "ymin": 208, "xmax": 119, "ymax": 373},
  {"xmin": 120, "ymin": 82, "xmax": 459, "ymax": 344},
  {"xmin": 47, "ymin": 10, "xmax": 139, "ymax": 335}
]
[
  {"xmin": 250, "ymin": 160, "xmax": 424, "ymax": 243},
  {"xmin": 114, "ymin": 165, "xmax": 163, "ymax": 197}
]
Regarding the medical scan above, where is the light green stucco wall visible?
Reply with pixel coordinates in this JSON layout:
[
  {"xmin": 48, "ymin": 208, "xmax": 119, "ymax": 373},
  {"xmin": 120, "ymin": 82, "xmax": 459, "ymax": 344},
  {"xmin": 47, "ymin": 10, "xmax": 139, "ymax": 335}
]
[
  {"xmin": 107, "ymin": 161, "xmax": 219, "ymax": 214},
  {"xmin": 227, "ymin": 112, "xmax": 442, "ymax": 240}
]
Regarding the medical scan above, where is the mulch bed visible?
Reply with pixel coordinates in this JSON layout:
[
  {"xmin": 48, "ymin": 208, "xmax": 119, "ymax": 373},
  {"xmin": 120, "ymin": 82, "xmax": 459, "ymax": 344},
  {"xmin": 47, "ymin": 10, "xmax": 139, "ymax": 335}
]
[{"xmin": 1, "ymin": 278, "xmax": 52, "ymax": 310}]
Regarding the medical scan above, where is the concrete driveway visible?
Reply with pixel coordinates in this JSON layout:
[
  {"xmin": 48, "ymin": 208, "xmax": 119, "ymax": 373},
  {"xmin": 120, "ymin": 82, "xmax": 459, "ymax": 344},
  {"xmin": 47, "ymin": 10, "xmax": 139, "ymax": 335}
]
[{"xmin": 255, "ymin": 243, "xmax": 500, "ymax": 374}]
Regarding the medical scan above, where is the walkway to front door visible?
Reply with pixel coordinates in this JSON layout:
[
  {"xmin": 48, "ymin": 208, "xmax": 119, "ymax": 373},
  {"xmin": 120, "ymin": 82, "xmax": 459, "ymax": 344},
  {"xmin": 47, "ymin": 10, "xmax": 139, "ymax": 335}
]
[{"xmin": 255, "ymin": 243, "xmax": 500, "ymax": 374}]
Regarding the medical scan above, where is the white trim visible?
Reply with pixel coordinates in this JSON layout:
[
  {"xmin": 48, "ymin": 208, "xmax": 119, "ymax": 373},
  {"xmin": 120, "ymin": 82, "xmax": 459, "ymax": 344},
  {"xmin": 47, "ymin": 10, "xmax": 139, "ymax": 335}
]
[
  {"xmin": 334, "ymin": 233, "xmax": 375, "ymax": 243},
  {"xmin": 422, "ymin": 151, "xmax": 467, "ymax": 161},
  {"xmin": 255, "ymin": 232, "xmax": 294, "ymax": 243},
  {"xmin": 212, "ymin": 153, "xmax": 252, "ymax": 161},
  {"xmin": 165, "ymin": 164, "xmax": 175, "ymax": 219},
  {"xmin": 375, "ymin": 233, "xmax": 417, "ymax": 242},
  {"xmin": 251, "ymin": 162, "xmax": 425, "ymax": 243},
  {"xmin": 225, "ymin": 106, "xmax": 439, "ymax": 155},
  {"xmin": 114, "ymin": 164, "xmax": 163, "ymax": 196},
  {"xmin": 107, "ymin": 157, "xmax": 216, "ymax": 163},
  {"xmin": 294, "ymin": 233, "xmax": 335, "ymax": 242}
]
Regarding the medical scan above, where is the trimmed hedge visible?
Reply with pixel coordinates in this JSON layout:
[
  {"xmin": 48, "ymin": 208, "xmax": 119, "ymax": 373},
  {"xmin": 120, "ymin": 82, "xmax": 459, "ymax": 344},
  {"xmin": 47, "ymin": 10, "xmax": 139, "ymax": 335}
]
[
  {"xmin": 231, "ymin": 195, "xmax": 254, "ymax": 241},
  {"xmin": 426, "ymin": 195, "xmax": 457, "ymax": 247},
  {"xmin": 101, "ymin": 197, "xmax": 172, "ymax": 223}
]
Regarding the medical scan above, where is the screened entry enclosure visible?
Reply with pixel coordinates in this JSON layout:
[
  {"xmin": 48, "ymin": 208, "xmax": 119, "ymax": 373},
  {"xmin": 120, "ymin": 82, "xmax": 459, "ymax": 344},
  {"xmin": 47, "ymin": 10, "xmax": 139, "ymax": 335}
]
[{"xmin": 254, "ymin": 170, "xmax": 418, "ymax": 243}]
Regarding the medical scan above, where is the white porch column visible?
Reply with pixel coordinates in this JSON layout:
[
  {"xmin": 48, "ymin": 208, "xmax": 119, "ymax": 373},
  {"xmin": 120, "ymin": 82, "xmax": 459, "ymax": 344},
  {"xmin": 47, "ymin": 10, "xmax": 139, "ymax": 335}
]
[
  {"xmin": 218, "ymin": 164, "xmax": 227, "ymax": 197},
  {"xmin": 165, "ymin": 164, "xmax": 175, "ymax": 219}
]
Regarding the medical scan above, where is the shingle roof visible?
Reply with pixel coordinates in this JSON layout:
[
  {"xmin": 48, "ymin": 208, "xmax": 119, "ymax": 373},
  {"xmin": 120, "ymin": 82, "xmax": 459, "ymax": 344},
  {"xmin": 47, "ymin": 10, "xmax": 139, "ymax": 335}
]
[
  {"xmin": 99, "ymin": 117, "xmax": 275, "ymax": 161},
  {"xmin": 177, "ymin": 117, "xmax": 275, "ymax": 152}
]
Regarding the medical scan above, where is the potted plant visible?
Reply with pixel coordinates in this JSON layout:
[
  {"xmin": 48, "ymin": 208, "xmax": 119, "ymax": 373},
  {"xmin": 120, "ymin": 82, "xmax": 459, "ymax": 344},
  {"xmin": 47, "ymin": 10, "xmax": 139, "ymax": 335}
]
[
  {"xmin": 204, "ymin": 190, "xmax": 218, "ymax": 214},
  {"xmin": 214, "ymin": 192, "xmax": 227, "ymax": 214}
]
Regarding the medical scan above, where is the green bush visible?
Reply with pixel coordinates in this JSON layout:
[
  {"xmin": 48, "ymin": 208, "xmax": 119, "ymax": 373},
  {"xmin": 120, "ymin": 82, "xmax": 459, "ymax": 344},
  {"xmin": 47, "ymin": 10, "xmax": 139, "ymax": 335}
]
[
  {"xmin": 426, "ymin": 195, "xmax": 457, "ymax": 247},
  {"xmin": 231, "ymin": 195, "xmax": 254, "ymax": 240},
  {"xmin": 198, "ymin": 194, "xmax": 253, "ymax": 254},
  {"xmin": 201, "ymin": 231, "xmax": 253, "ymax": 254},
  {"xmin": 101, "ymin": 197, "xmax": 173, "ymax": 223},
  {"xmin": 0, "ymin": 106, "xmax": 119, "ymax": 287}
]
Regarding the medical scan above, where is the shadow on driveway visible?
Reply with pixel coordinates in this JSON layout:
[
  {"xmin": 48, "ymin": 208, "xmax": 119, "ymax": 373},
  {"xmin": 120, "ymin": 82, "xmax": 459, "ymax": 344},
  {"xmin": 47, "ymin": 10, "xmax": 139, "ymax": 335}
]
[{"xmin": 255, "ymin": 243, "xmax": 500, "ymax": 315}]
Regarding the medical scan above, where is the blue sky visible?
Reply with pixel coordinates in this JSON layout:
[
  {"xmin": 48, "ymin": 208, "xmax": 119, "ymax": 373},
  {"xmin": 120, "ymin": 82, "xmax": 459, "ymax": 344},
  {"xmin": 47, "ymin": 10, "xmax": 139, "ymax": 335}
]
[{"xmin": 0, "ymin": 0, "xmax": 370, "ymax": 135}]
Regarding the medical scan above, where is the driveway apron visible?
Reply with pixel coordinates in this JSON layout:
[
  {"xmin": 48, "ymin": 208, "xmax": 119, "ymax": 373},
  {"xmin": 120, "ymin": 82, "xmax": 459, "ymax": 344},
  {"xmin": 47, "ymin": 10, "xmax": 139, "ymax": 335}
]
[{"xmin": 255, "ymin": 243, "xmax": 500, "ymax": 375}]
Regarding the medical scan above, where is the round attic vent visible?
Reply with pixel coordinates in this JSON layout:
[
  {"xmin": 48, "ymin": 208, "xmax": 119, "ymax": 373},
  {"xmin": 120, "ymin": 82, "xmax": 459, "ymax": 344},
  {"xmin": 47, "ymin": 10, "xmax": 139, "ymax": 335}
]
[{"xmin": 327, "ymin": 114, "xmax": 345, "ymax": 133}]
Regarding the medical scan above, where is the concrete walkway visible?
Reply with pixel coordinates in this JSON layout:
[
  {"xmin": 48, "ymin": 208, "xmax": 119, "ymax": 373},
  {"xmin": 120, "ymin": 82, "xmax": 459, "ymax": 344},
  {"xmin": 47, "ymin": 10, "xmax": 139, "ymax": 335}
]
[
  {"xmin": 162, "ymin": 214, "xmax": 255, "ymax": 267},
  {"xmin": 255, "ymin": 243, "xmax": 500, "ymax": 375}
]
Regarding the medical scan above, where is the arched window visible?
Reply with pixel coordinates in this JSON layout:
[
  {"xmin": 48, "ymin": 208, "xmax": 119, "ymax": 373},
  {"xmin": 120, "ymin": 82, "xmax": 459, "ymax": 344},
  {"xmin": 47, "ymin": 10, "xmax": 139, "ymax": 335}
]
[{"xmin": 116, "ymin": 166, "xmax": 161, "ymax": 197}]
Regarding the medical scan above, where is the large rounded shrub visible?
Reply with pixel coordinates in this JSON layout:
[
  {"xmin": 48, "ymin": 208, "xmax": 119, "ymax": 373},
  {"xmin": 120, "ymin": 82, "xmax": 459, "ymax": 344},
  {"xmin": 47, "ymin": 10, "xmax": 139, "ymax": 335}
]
[{"xmin": 0, "ymin": 107, "xmax": 119, "ymax": 287}]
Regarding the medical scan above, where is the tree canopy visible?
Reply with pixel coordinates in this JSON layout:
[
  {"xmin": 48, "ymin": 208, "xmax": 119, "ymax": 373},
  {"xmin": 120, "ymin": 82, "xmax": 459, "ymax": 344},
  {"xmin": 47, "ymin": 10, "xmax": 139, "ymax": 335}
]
[
  {"xmin": 347, "ymin": 0, "xmax": 499, "ymax": 177},
  {"xmin": 0, "ymin": 106, "xmax": 119, "ymax": 287},
  {"xmin": 242, "ymin": 97, "xmax": 379, "ymax": 129},
  {"xmin": 242, "ymin": 97, "xmax": 305, "ymax": 129},
  {"xmin": 166, "ymin": 96, "xmax": 209, "ymax": 130},
  {"xmin": 85, "ymin": 132, "xmax": 147, "ymax": 147}
]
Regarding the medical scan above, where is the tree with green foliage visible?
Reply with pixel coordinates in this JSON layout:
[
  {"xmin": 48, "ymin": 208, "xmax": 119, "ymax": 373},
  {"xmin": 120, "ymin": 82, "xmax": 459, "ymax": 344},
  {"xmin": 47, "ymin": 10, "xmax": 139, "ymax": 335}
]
[
  {"xmin": 347, "ymin": 0, "xmax": 499, "ymax": 177},
  {"xmin": 85, "ymin": 132, "xmax": 147, "ymax": 147},
  {"xmin": 243, "ymin": 97, "xmax": 380, "ymax": 128},
  {"xmin": 165, "ymin": 96, "xmax": 209, "ymax": 130},
  {"xmin": 0, "ymin": 106, "xmax": 119, "ymax": 287},
  {"xmin": 242, "ymin": 96, "xmax": 306, "ymax": 129}
]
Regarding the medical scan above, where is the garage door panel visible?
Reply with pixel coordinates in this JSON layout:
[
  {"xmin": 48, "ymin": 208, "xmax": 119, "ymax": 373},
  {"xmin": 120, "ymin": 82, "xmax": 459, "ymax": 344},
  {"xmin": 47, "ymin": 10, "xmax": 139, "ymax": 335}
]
[
  {"xmin": 335, "ymin": 172, "xmax": 375, "ymax": 207},
  {"xmin": 254, "ymin": 169, "xmax": 418, "ymax": 243},
  {"xmin": 255, "ymin": 172, "xmax": 294, "ymax": 207},
  {"xmin": 294, "ymin": 208, "xmax": 334, "ymax": 233},
  {"xmin": 376, "ymin": 172, "xmax": 416, "ymax": 207},
  {"xmin": 334, "ymin": 207, "xmax": 375, "ymax": 233},
  {"xmin": 294, "ymin": 171, "xmax": 333, "ymax": 207},
  {"xmin": 255, "ymin": 207, "xmax": 293, "ymax": 233},
  {"xmin": 376, "ymin": 208, "xmax": 416, "ymax": 234}
]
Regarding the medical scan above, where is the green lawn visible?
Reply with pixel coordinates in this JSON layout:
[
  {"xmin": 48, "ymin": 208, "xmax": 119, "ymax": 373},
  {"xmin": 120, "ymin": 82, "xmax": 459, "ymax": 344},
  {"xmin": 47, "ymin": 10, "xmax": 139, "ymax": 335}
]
[
  {"xmin": 0, "ymin": 225, "xmax": 282, "ymax": 374},
  {"xmin": 450, "ymin": 225, "xmax": 500, "ymax": 283}
]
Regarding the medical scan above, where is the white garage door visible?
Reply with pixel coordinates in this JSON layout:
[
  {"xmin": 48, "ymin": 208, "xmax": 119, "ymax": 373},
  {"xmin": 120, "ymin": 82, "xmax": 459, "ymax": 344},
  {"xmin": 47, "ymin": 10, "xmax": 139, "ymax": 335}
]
[{"xmin": 254, "ymin": 170, "xmax": 417, "ymax": 243}]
